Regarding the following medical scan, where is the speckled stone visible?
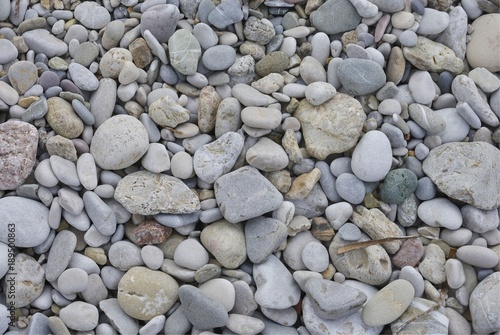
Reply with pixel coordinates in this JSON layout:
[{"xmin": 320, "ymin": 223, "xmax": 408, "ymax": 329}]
[
  {"xmin": 46, "ymin": 97, "xmax": 84, "ymax": 139},
  {"xmin": 255, "ymin": 51, "xmax": 289, "ymax": 77},
  {"xmin": 7, "ymin": 60, "xmax": 38, "ymax": 94},
  {"xmin": 0, "ymin": 121, "xmax": 38, "ymax": 190},
  {"xmin": 380, "ymin": 168, "xmax": 418, "ymax": 205}
]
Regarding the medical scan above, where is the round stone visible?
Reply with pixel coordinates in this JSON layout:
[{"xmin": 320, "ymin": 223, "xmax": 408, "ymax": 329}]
[
  {"xmin": 379, "ymin": 168, "xmax": 418, "ymax": 205},
  {"xmin": 141, "ymin": 4, "xmax": 180, "ymax": 43},
  {"xmin": 8, "ymin": 60, "xmax": 38, "ymax": 94},
  {"xmin": 466, "ymin": 14, "xmax": 500, "ymax": 72},
  {"xmin": 59, "ymin": 302, "xmax": 99, "ymax": 331},
  {"xmin": 118, "ymin": 266, "xmax": 179, "ymax": 321},
  {"xmin": 0, "ymin": 39, "xmax": 18, "ymax": 63},
  {"xmin": 173, "ymin": 239, "xmax": 209, "ymax": 270},
  {"xmin": 417, "ymin": 198, "xmax": 463, "ymax": 230},
  {"xmin": 202, "ymin": 45, "xmax": 236, "ymax": 71},
  {"xmin": 99, "ymin": 48, "xmax": 133, "ymax": 79},
  {"xmin": 335, "ymin": 173, "xmax": 365, "ymax": 204},
  {"xmin": 255, "ymin": 51, "xmax": 290, "ymax": 77},
  {"xmin": 90, "ymin": 115, "xmax": 149, "ymax": 170},
  {"xmin": 301, "ymin": 241, "xmax": 329, "ymax": 272},
  {"xmin": 74, "ymin": 2, "xmax": 110, "ymax": 29},
  {"xmin": 469, "ymin": 272, "xmax": 500, "ymax": 333},
  {"xmin": 351, "ymin": 130, "xmax": 393, "ymax": 182},
  {"xmin": 337, "ymin": 58, "xmax": 386, "ymax": 96}
]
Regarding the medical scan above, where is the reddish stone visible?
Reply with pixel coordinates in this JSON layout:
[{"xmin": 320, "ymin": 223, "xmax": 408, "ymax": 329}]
[
  {"xmin": 134, "ymin": 219, "xmax": 172, "ymax": 245},
  {"xmin": 392, "ymin": 238, "xmax": 425, "ymax": 269}
]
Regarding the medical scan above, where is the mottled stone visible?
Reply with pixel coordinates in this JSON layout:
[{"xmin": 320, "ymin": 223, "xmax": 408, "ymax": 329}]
[
  {"xmin": 168, "ymin": 29, "xmax": 202, "ymax": 76},
  {"xmin": 244, "ymin": 16, "xmax": 276, "ymax": 45},
  {"xmin": 422, "ymin": 142, "xmax": 500, "ymax": 210},
  {"xmin": 148, "ymin": 95, "xmax": 190, "ymax": 128},
  {"xmin": 295, "ymin": 93, "xmax": 365, "ymax": 160},
  {"xmin": 392, "ymin": 238, "xmax": 425, "ymax": 269},
  {"xmin": 114, "ymin": 171, "xmax": 200, "ymax": 215},
  {"xmin": 255, "ymin": 51, "xmax": 289, "ymax": 78},
  {"xmin": 4, "ymin": 254, "xmax": 45, "ymax": 308},
  {"xmin": 391, "ymin": 298, "xmax": 449, "ymax": 334},
  {"xmin": 0, "ymin": 121, "xmax": 38, "ymax": 190},
  {"xmin": 133, "ymin": 219, "xmax": 173, "ymax": 245},
  {"xmin": 46, "ymin": 97, "xmax": 84, "ymax": 139},
  {"xmin": 403, "ymin": 37, "xmax": 464, "ymax": 74},
  {"xmin": 310, "ymin": 0, "xmax": 361, "ymax": 34},
  {"xmin": 198, "ymin": 86, "xmax": 222, "ymax": 133}
]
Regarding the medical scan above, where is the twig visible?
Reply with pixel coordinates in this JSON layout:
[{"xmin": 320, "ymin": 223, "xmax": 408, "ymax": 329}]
[{"xmin": 336, "ymin": 235, "xmax": 420, "ymax": 254}]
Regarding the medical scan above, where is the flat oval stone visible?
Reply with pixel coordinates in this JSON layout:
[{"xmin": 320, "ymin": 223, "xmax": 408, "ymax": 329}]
[
  {"xmin": 351, "ymin": 130, "xmax": 393, "ymax": 182},
  {"xmin": 22, "ymin": 29, "xmax": 68, "ymax": 58},
  {"xmin": 114, "ymin": 170, "xmax": 200, "ymax": 215},
  {"xmin": 118, "ymin": 266, "xmax": 179, "ymax": 321},
  {"xmin": 362, "ymin": 279, "xmax": 415, "ymax": 327},
  {"xmin": 337, "ymin": 58, "xmax": 386, "ymax": 96},
  {"xmin": 456, "ymin": 245, "xmax": 499, "ymax": 268},
  {"xmin": 202, "ymin": 45, "xmax": 236, "ymax": 71},
  {"xmin": 466, "ymin": 14, "xmax": 500, "ymax": 72},
  {"xmin": 310, "ymin": 0, "xmax": 361, "ymax": 34},
  {"xmin": 173, "ymin": 239, "xmax": 209, "ymax": 270},
  {"xmin": 0, "ymin": 197, "xmax": 49, "ymax": 248},
  {"xmin": 178, "ymin": 285, "xmax": 228, "ymax": 329},
  {"xmin": 0, "ymin": 39, "xmax": 18, "ymax": 63},
  {"xmin": 68, "ymin": 63, "xmax": 99, "ymax": 91},
  {"xmin": 59, "ymin": 302, "xmax": 99, "ymax": 331},
  {"xmin": 141, "ymin": 4, "xmax": 180, "ymax": 43},
  {"xmin": 168, "ymin": 29, "xmax": 202, "ymax": 76},
  {"xmin": 45, "ymin": 230, "xmax": 77, "ymax": 282},
  {"xmin": 417, "ymin": 198, "xmax": 462, "ymax": 230},
  {"xmin": 90, "ymin": 115, "xmax": 149, "ymax": 170},
  {"xmin": 74, "ymin": 2, "xmax": 110, "ymax": 29},
  {"xmin": 241, "ymin": 106, "xmax": 282, "ymax": 129},
  {"xmin": 0, "ymin": 121, "xmax": 38, "ymax": 190},
  {"xmin": 246, "ymin": 137, "xmax": 289, "ymax": 172}
]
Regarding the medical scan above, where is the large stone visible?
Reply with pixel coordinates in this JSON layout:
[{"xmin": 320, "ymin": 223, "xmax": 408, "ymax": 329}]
[
  {"xmin": 466, "ymin": 14, "xmax": 500, "ymax": 72},
  {"xmin": 295, "ymin": 93, "xmax": 365, "ymax": 160},
  {"xmin": 337, "ymin": 59, "xmax": 386, "ymax": 96},
  {"xmin": 90, "ymin": 115, "xmax": 149, "ymax": 170},
  {"xmin": 4, "ymin": 254, "xmax": 45, "ymax": 308},
  {"xmin": 118, "ymin": 267, "xmax": 179, "ymax": 321},
  {"xmin": 0, "ymin": 121, "xmax": 38, "ymax": 190},
  {"xmin": 311, "ymin": 0, "xmax": 361, "ymax": 34},
  {"xmin": 214, "ymin": 166, "xmax": 283, "ymax": 223},
  {"xmin": 469, "ymin": 272, "xmax": 500, "ymax": 333},
  {"xmin": 422, "ymin": 142, "xmax": 500, "ymax": 210},
  {"xmin": 168, "ymin": 29, "xmax": 201, "ymax": 76},
  {"xmin": 140, "ymin": 4, "xmax": 180, "ymax": 43},
  {"xmin": 391, "ymin": 298, "xmax": 449, "ymax": 335},
  {"xmin": 403, "ymin": 37, "xmax": 464, "ymax": 74},
  {"xmin": 114, "ymin": 170, "xmax": 200, "ymax": 215},
  {"xmin": 351, "ymin": 130, "xmax": 393, "ymax": 182}
]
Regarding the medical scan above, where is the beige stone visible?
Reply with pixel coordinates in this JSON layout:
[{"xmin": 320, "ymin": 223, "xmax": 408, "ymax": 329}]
[
  {"xmin": 46, "ymin": 97, "xmax": 84, "ymax": 139},
  {"xmin": 467, "ymin": 14, "xmax": 500, "ymax": 72}
]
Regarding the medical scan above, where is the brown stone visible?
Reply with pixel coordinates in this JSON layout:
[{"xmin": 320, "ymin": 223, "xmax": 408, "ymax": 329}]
[
  {"xmin": 46, "ymin": 97, "xmax": 84, "ymax": 139},
  {"xmin": 133, "ymin": 219, "xmax": 173, "ymax": 245},
  {"xmin": 392, "ymin": 238, "xmax": 425, "ymax": 269},
  {"xmin": 197, "ymin": 86, "xmax": 222, "ymax": 133},
  {"xmin": 0, "ymin": 121, "xmax": 38, "ymax": 190},
  {"xmin": 129, "ymin": 38, "xmax": 153, "ymax": 69},
  {"xmin": 311, "ymin": 217, "xmax": 335, "ymax": 242}
]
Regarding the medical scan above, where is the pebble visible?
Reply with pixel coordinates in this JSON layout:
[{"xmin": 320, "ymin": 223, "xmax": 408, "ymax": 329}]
[
  {"xmin": 200, "ymin": 219, "xmax": 246, "ymax": 269},
  {"xmin": 418, "ymin": 243, "xmax": 446, "ymax": 284},
  {"xmin": 403, "ymin": 37, "xmax": 464, "ymax": 74},
  {"xmin": 301, "ymin": 241, "xmax": 329, "ymax": 272},
  {"xmin": 351, "ymin": 130, "xmax": 393, "ymax": 182},
  {"xmin": 117, "ymin": 266, "xmax": 179, "ymax": 321},
  {"xmin": 456, "ymin": 245, "xmax": 499, "ymax": 268},
  {"xmin": 399, "ymin": 266, "xmax": 425, "ymax": 297},
  {"xmin": 99, "ymin": 299, "xmax": 139, "ymax": 334},
  {"xmin": 469, "ymin": 272, "xmax": 500, "ymax": 333},
  {"xmin": 310, "ymin": 0, "xmax": 361, "ymax": 34},
  {"xmin": 174, "ymin": 239, "xmax": 209, "ymax": 270},
  {"xmin": 245, "ymin": 217, "xmax": 288, "ymax": 264},
  {"xmin": 362, "ymin": 279, "xmax": 415, "ymax": 326},
  {"xmin": 247, "ymin": 137, "xmax": 289, "ymax": 172},
  {"xmin": 392, "ymin": 238, "xmax": 425, "ymax": 269},
  {"xmin": 140, "ymin": 4, "xmax": 180, "ymax": 43},
  {"xmin": 466, "ymin": 14, "xmax": 500, "ymax": 72},
  {"xmin": 391, "ymin": 298, "xmax": 449, "ymax": 334},
  {"xmin": 178, "ymin": 285, "xmax": 229, "ymax": 329},
  {"xmin": 6, "ymin": 253, "xmax": 45, "ymax": 308},
  {"xmin": 379, "ymin": 168, "xmax": 418, "ymax": 205},
  {"xmin": 46, "ymin": 97, "xmax": 84, "ymax": 139},
  {"xmin": 337, "ymin": 58, "xmax": 386, "ymax": 96},
  {"xmin": 335, "ymin": 173, "xmax": 365, "ymax": 205}
]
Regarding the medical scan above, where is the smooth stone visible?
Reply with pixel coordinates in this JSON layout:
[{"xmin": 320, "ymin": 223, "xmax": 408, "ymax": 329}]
[
  {"xmin": 193, "ymin": 22, "xmax": 218, "ymax": 49},
  {"xmin": 202, "ymin": 45, "xmax": 237, "ymax": 71},
  {"xmin": 0, "ymin": 121, "xmax": 38, "ymax": 190},
  {"xmin": 329, "ymin": 232, "xmax": 392, "ymax": 285},
  {"xmin": 337, "ymin": 58, "xmax": 386, "ymax": 96},
  {"xmin": 417, "ymin": 198, "xmax": 462, "ymax": 230},
  {"xmin": 46, "ymin": 97, "xmax": 84, "ymax": 139},
  {"xmin": 299, "ymin": 56, "xmax": 326, "ymax": 85},
  {"xmin": 140, "ymin": 4, "xmax": 180, "ymax": 43},
  {"xmin": 392, "ymin": 238, "xmax": 425, "ymax": 269},
  {"xmin": 253, "ymin": 254, "xmax": 301, "ymax": 309},
  {"xmin": 418, "ymin": 243, "xmax": 446, "ymax": 284},
  {"xmin": 305, "ymin": 278, "xmax": 367, "ymax": 320},
  {"xmin": 90, "ymin": 115, "xmax": 149, "ymax": 170},
  {"xmin": 362, "ymin": 279, "xmax": 415, "ymax": 327},
  {"xmin": 4, "ymin": 253, "xmax": 45, "ymax": 308},
  {"xmin": 108, "ymin": 241, "xmax": 144, "ymax": 271},
  {"xmin": 168, "ymin": 29, "xmax": 202, "ymax": 76},
  {"xmin": 246, "ymin": 137, "xmax": 289, "ymax": 172},
  {"xmin": 469, "ymin": 272, "xmax": 500, "ymax": 333},
  {"xmin": 215, "ymin": 166, "xmax": 283, "ymax": 223},
  {"xmin": 173, "ymin": 239, "xmax": 209, "ymax": 270},
  {"xmin": 194, "ymin": 132, "xmax": 244, "ymax": 183},
  {"xmin": 408, "ymin": 71, "xmax": 435, "ymax": 105},
  {"xmin": 22, "ymin": 29, "xmax": 68, "ymax": 58},
  {"xmin": 118, "ymin": 266, "xmax": 179, "ymax": 321},
  {"xmin": 435, "ymin": 6, "xmax": 468, "ymax": 60},
  {"xmin": 422, "ymin": 142, "xmax": 500, "ymax": 210},
  {"xmin": 335, "ymin": 173, "xmax": 365, "ymax": 205},
  {"xmin": 139, "ymin": 315, "xmax": 166, "ymax": 335},
  {"xmin": 408, "ymin": 103, "xmax": 446, "ymax": 134},
  {"xmin": 302, "ymin": 241, "xmax": 329, "ymax": 272},
  {"xmin": 310, "ymin": 0, "xmax": 361, "ymax": 34},
  {"xmin": 57, "ymin": 268, "xmax": 88, "ymax": 294},
  {"xmin": 99, "ymin": 299, "xmax": 139, "ymax": 334},
  {"xmin": 83, "ymin": 191, "xmax": 117, "ymax": 236},
  {"xmin": 390, "ymin": 298, "xmax": 449, "ymax": 334},
  {"xmin": 198, "ymin": 278, "xmax": 236, "ymax": 312},
  {"xmin": 114, "ymin": 170, "xmax": 200, "ymax": 215},
  {"xmin": 45, "ymin": 230, "xmax": 77, "ymax": 282},
  {"xmin": 305, "ymin": 82, "xmax": 337, "ymax": 106},
  {"xmin": 461, "ymin": 204, "xmax": 499, "ymax": 233},
  {"xmin": 208, "ymin": 0, "xmax": 243, "ymax": 29},
  {"xmin": 200, "ymin": 219, "xmax": 247, "ymax": 269},
  {"xmin": 351, "ymin": 130, "xmax": 393, "ymax": 182},
  {"xmin": 178, "ymin": 285, "xmax": 229, "ymax": 329},
  {"xmin": 399, "ymin": 266, "xmax": 425, "ymax": 297},
  {"xmin": 8, "ymin": 61, "xmax": 38, "ymax": 94},
  {"xmin": 0, "ymin": 197, "xmax": 50, "ymax": 247},
  {"xmin": 232, "ymin": 83, "xmax": 278, "ymax": 107},
  {"xmin": 379, "ymin": 168, "xmax": 418, "ymax": 205},
  {"xmin": 466, "ymin": 14, "xmax": 500, "ymax": 72},
  {"xmin": 241, "ymin": 106, "xmax": 282, "ymax": 129},
  {"xmin": 0, "ymin": 81, "xmax": 19, "ymax": 106},
  {"xmin": 295, "ymin": 93, "xmax": 365, "ymax": 160},
  {"xmin": 0, "ymin": 39, "xmax": 18, "ymax": 63},
  {"xmin": 148, "ymin": 95, "xmax": 190, "ymax": 128},
  {"xmin": 469, "ymin": 67, "xmax": 500, "ymax": 93},
  {"xmin": 142, "ymin": 143, "xmax": 171, "ymax": 174},
  {"xmin": 417, "ymin": 8, "xmax": 450, "ymax": 35},
  {"xmin": 456, "ymin": 245, "xmax": 499, "ymax": 268},
  {"xmin": 90, "ymin": 78, "xmax": 117, "ymax": 127},
  {"xmin": 74, "ymin": 2, "xmax": 110, "ymax": 29},
  {"xmin": 445, "ymin": 259, "xmax": 466, "ymax": 289},
  {"xmin": 245, "ymin": 217, "xmax": 288, "ymax": 264},
  {"xmin": 99, "ymin": 48, "xmax": 133, "ymax": 79},
  {"xmin": 67, "ymin": 63, "xmax": 99, "ymax": 91},
  {"xmin": 403, "ymin": 37, "xmax": 464, "ymax": 74},
  {"xmin": 226, "ymin": 314, "xmax": 265, "ymax": 335},
  {"xmin": 440, "ymin": 227, "xmax": 473, "ymax": 247}
]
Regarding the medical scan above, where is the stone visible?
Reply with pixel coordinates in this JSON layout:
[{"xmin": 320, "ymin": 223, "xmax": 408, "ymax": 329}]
[
  {"xmin": 74, "ymin": 2, "xmax": 110, "ymax": 29},
  {"xmin": 0, "ymin": 121, "xmax": 38, "ymax": 190},
  {"xmin": 379, "ymin": 168, "xmax": 418, "ymax": 205},
  {"xmin": 329, "ymin": 232, "xmax": 392, "ymax": 285},
  {"xmin": 362, "ymin": 279, "xmax": 415, "ymax": 327},
  {"xmin": 114, "ymin": 170, "xmax": 200, "ymax": 215},
  {"xmin": 208, "ymin": 0, "xmax": 243, "ymax": 29},
  {"xmin": 178, "ymin": 285, "xmax": 229, "ymax": 329},
  {"xmin": 198, "ymin": 86, "xmax": 222, "ymax": 133},
  {"xmin": 422, "ymin": 142, "xmax": 500, "ymax": 210},
  {"xmin": 99, "ymin": 48, "xmax": 133, "ymax": 79},
  {"xmin": 140, "ymin": 4, "xmax": 180, "ymax": 43},
  {"xmin": 4, "ymin": 253, "xmax": 45, "ymax": 308},
  {"xmin": 299, "ymin": 56, "xmax": 327, "ymax": 84},
  {"xmin": 243, "ymin": 16, "xmax": 276, "ymax": 45},
  {"xmin": 435, "ymin": 6, "xmax": 468, "ymax": 60},
  {"xmin": 90, "ymin": 115, "xmax": 149, "ymax": 170},
  {"xmin": 403, "ymin": 37, "xmax": 464, "ymax": 74},
  {"xmin": 22, "ymin": 29, "xmax": 68, "ymax": 58},
  {"xmin": 193, "ymin": 132, "xmax": 243, "ymax": 183},
  {"xmin": 83, "ymin": 191, "xmax": 117, "ymax": 236},
  {"xmin": 456, "ymin": 245, "xmax": 499, "ymax": 268},
  {"xmin": 99, "ymin": 299, "xmax": 139, "ymax": 334},
  {"xmin": 58, "ymin": 268, "xmax": 88, "ymax": 294},
  {"xmin": 46, "ymin": 97, "xmax": 84, "ymax": 139},
  {"xmin": 168, "ymin": 29, "xmax": 202, "ymax": 76},
  {"xmin": 469, "ymin": 272, "xmax": 500, "ymax": 333},
  {"xmin": 148, "ymin": 95, "xmax": 190, "ymax": 128},
  {"xmin": 351, "ymin": 130, "xmax": 393, "ymax": 182},
  {"xmin": 0, "ymin": 39, "xmax": 18, "ymax": 63},
  {"xmin": 241, "ymin": 106, "xmax": 282, "ymax": 129},
  {"xmin": 200, "ymin": 219, "xmax": 246, "ymax": 269},
  {"xmin": 408, "ymin": 103, "xmax": 446, "ymax": 134},
  {"xmin": 90, "ymin": 78, "xmax": 117, "ymax": 127},
  {"xmin": 305, "ymin": 82, "xmax": 337, "ymax": 106},
  {"xmin": 295, "ymin": 93, "xmax": 365, "ymax": 160},
  {"xmin": 392, "ymin": 238, "xmax": 425, "ymax": 269},
  {"xmin": 46, "ymin": 135, "xmax": 77, "ymax": 162},
  {"xmin": 202, "ymin": 45, "xmax": 237, "ymax": 71},
  {"xmin": 59, "ymin": 302, "xmax": 99, "ymax": 331},
  {"xmin": 337, "ymin": 58, "xmax": 386, "ymax": 96},
  {"xmin": 134, "ymin": 219, "xmax": 173, "ymax": 246},
  {"xmin": 245, "ymin": 217, "xmax": 288, "ymax": 264},
  {"xmin": 351, "ymin": 206, "xmax": 405, "ymax": 254},
  {"xmin": 466, "ymin": 14, "xmax": 500, "ymax": 72},
  {"xmin": 214, "ymin": 166, "xmax": 283, "ymax": 223},
  {"xmin": 335, "ymin": 173, "xmax": 365, "ymax": 204},
  {"xmin": 173, "ymin": 239, "xmax": 209, "ymax": 270},
  {"xmin": 305, "ymin": 278, "xmax": 367, "ymax": 320},
  {"xmin": 418, "ymin": 244, "xmax": 446, "ymax": 284},
  {"xmin": 118, "ymin": 267, "xmax": 179, "ymax": 321},
  {"xmin": 68, "ymin": 63, "xmax": 99, "ymax": 91},
  {"xmin": 253, "ymin": 254, "xmax": 301, "ymax": 309},
  {"xmin": 391, "ymin": 298, "xmax": 449, "ymax": 334},
  {"xmin": 311, "ymin": 0, "xmax": 361, "ymax": 34},
  {"xmin": 0, "ymin": 197, "xmax": 50, "ymax": 248},
  {"xmin": 246, "ymin": 137, "xmax": 289, "ymax": 172},
  {"xmin": 226, "ymin": 314, "xmax": 265, "ymax": 335},
  {"xmin": 417, "ymin": 8, "xmax": 450, "ymax": 35},
  {"xmin": 255, "ymin": 52, "xmax": 289, "ymax": 78}
]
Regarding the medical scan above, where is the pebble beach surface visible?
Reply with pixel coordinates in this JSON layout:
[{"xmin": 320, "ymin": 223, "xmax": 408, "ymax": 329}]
[{"xmin": 0, "ymin": 0, "xmax": 499, "ymax": 333}]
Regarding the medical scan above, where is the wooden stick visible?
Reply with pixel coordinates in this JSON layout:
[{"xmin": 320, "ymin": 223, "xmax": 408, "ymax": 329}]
[{"xmin": 336, "ymin": 235, "xmax": 420, "ymax": 254}]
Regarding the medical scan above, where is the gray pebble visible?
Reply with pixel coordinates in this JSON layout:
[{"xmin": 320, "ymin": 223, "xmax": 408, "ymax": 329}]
[
  {"xmin": 45, "ymin": 230, "xmax": 77, "ymax": 282},
  {"xmin": 335, "ymin": 173, "xmax": 365, "ymax": 204}
]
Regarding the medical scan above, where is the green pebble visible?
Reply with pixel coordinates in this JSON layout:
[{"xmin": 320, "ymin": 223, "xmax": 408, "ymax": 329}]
[{"xmin": 380, "ymin": 168, "xmax": 418, "ymax": 204}]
